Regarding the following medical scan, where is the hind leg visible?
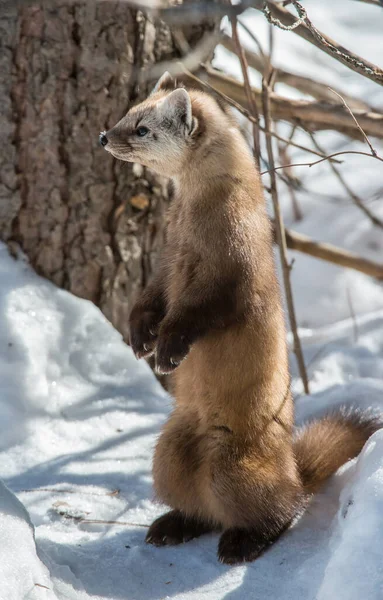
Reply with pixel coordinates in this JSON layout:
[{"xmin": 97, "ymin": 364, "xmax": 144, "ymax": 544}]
[
  {"xmin": 211, "ymin": 443, "xmax": 305, "ymax": 564},
  {"xmin": 218, "ymin": 519, "xmax": 294, "ymax": 564},
  {"xmin": 147, "ymin": 409, "xmax": 214, "ymax": 546}
]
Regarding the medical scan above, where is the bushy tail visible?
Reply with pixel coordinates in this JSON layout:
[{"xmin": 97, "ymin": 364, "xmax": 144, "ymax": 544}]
[{"xmin": 294, "ymin": 407, "xmax": 382, "ymax": 494}]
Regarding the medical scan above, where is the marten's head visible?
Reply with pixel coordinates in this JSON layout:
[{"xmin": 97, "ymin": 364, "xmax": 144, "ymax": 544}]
[
  {"xmin": 100, "ymin": 72, "xmax": 204, "ymax": 177},
  {"xmin": 100, "ymin": 72, "xmax": 238, "ymax": 178}
]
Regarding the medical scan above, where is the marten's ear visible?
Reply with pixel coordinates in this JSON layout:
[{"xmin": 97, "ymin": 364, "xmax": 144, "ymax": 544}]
[
  {"xmin": 151, "ymin": 71, "xmax": 174, "ymax": 95},
  {"xmin": 158, "ymin": 88, "xmax": 192, "ymax": 132}
]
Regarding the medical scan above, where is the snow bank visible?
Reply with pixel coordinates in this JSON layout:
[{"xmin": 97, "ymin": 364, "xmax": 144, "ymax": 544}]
[
  {"xmin": 317, "ymin": 431, "xmax": 383, "ymax": 600},
  {"xmin": 0, "ymin": 245, "xmax": 169, "ymax": 600},
  {"xmin": 0, "ymin": 481, "xmax": 56, "ymax": 600}
]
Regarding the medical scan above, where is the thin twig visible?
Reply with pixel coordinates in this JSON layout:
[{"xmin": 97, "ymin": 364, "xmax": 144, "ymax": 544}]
[
  {"xmin": 278, "ymin": 138, "xmax": 302, "ymax": 221},
  {"xmin": 238, "ymin": 18, "xmax": 266, "ymax": 59},
  {"xmin": 260, "ymin": 149, "xmax": 383, "ymax": 175},
  {"xmin": 53, "ymin": 506, "xmax": 149, "ymax": 527},
  {"xmin": 267, "ymin": 17, "xmax": 274, "ymax": 83},
  {"xmin": 59, "ymin": 512, "xmax": 149, "ymax": 527},
  {"xmin": 78, "ymin": 518, "xmax": 149, "ymax": 527},
  {"xmin": 328, "ymin": 87, "xmax": 378, "ymax": 156},
  {"xmin": 230, "ymin": 14, "xmax": 261, "ymax": 166},
  {"xmin": 268, "ymin": 24, "xmax": 301, "ymax": 220},
  {"xmin": 232, "ymin": 9, "xmax": 307, "ymax": 392},
  {"xmin": 308, "ymin": 131, "xmax": 383, "ymax": 229},
  {"xmin": 306, "ymin": 342, "xmax": 331, "ymax": 372},
  {"xmin": 283, "ymin": 124, "xmax": 298, "ymax": 152},
  {"xmin": 262, "ymin": 74, "xmax": 310, "ymax": 395},
  {"xmin": 19, "ymin": 487, "xmax": 120, "ymax": 496}
]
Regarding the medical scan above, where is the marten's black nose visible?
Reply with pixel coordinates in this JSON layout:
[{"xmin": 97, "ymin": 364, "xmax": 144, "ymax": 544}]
[{"xmin": 99, "ymin": 132, "xmax": 108, "ymax": 147}]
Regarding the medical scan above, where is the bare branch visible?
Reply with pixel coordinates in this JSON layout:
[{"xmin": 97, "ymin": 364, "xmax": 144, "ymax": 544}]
[
  {"xmin": 230, "ymin": 15, "xmax": 261, "ymax": 166},
  {"xmin": 282, "ymin": 228, "xmax": 383, "ymax": 280},
  {"xmin": 262, "ymin": 75, "xmax": 310, "ymax": 395},
  {"xmin": 350, "ymin": 0, "xmax": 382, "ymax": 6},
  {"xmin": 204, "ymin": 67, "xmax": 383, "ymax": 139},
  {"xmin": 224, "ymin": 18, "xmax": 309, "ymax": 392},
  {"xmin": 220, "ymin": 35, "xmax": 373, "ymax": 110},
  {"xmin": 229, "ymin": 20, "xmax": 309, "ymax": 392},
  {"xmin": 257, "ymin": 1, "xmax": 383, "ymax": 86}
]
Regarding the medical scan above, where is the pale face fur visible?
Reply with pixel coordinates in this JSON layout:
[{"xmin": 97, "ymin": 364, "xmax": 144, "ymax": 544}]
[
  {"xmin": 101, "ymin": 73, "xmax": 203, "ymax": 177},
  {"xmin": 101, "ymin": 72, "xmax": 244, "ymax": 181}
]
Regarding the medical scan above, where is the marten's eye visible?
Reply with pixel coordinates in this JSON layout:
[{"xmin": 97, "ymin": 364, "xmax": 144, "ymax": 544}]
[{"xmin": 136, "ymin": 126, "xmax": 149, "ymax": 137}]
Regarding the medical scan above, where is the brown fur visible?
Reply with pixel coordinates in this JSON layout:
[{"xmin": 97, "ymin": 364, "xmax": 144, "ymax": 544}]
[
  {"xmin": 294, "ymin": 407, "xmax": 382, "ymax": 494},
  {"xmin": 102, "ymin": 73, "xmax": 382, "ymax": 564}
]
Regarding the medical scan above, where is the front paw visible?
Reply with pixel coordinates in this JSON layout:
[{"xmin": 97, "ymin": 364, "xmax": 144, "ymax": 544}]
[
  {"xmin": 128, "ymin": 305, "xmax": 161, "ymax": 359},
  {"xmin": 155, "ymin": 329, "xmax": 190, "ymax": 375}
]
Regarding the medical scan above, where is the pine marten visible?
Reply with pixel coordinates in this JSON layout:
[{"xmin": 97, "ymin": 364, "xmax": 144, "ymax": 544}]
[{"xmin": 100, "ymin": 72, "xmax": 381, "ymax": 564}]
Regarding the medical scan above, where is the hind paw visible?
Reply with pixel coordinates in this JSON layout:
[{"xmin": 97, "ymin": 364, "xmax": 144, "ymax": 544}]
[
  {"xmin": 218, "ymin": 528, "xmax": 268, "ymax": 565},
  {"xmin": 146, "ymin": 510, "xmax": 212, "ymax": 546}
]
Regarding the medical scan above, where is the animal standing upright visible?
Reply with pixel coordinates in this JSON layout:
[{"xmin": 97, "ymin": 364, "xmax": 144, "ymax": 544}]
[{"xmin": 101, "ymin": 72, "xmax": 381, "ymax": 564}]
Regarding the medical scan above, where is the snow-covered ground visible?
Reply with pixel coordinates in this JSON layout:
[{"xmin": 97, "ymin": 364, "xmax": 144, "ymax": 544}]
[{"xmin": 0, "ymin": 1, "xmax": 383, "ymax": 599}]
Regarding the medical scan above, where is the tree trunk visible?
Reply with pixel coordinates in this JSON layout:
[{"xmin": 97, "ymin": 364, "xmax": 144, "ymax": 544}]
[{"xmin": 0, "ymin": 1, "xmax": 214, "ymax": 342}]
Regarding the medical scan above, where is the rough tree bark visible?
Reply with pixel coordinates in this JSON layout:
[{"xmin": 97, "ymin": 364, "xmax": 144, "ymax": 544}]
[{"xmin": 0, "ymin": 1, "xmax": 214, "ymax": 342}]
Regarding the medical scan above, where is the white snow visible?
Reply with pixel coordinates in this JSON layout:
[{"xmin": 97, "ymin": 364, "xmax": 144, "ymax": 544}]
[
  {"xmin": 316, "ymin": 431, "xmax": 383, "ymax": 600},
  {"xmin": 0, "ymin": 481, "xmax": 56, "ymax": 600},
  {"xmin": 0, "ymin": 0, "xmax": 383, "ymax": 598}
]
